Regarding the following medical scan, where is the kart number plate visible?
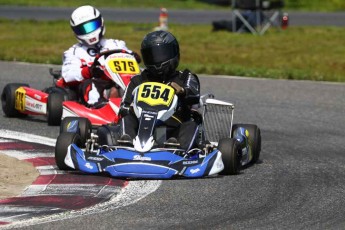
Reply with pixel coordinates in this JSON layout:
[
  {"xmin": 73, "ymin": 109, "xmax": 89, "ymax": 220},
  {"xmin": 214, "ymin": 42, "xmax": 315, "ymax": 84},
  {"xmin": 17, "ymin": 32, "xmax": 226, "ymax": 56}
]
[
  {"xmin": 15, "ymin": 87, "xmax": 26, "ymax": 111},
  {"xmin": 137, "ymin": 82, "xmax": 174, "ymax": 107},
  {"xmin": 108, "ymin": 57, "xmax": 140, "ymax": 74}
]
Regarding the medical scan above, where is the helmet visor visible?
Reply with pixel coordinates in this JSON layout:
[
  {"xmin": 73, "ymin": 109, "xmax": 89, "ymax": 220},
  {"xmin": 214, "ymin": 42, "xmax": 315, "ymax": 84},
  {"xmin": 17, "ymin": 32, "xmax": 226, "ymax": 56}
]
[
  {"xmin": 72, "ymin": 16, "xmax": 102, "ymax": 36},
  {"xmin": 141, "ymin": 43, "xmax": 178, "ymax": 66}
]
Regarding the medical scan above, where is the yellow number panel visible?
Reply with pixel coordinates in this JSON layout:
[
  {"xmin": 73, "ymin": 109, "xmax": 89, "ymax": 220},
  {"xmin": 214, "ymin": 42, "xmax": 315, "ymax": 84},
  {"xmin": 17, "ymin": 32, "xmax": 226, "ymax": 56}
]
[
  {"xmin": 137, "ymin": 82, "xmax": 175, "ymax": 107},
  {"xmin": 107, "ymin": 57, "xmax": 140, "ymax": 74},
  {"xmin": 15, "ymin": 87, "xmax": 26, "ymax": 112}
]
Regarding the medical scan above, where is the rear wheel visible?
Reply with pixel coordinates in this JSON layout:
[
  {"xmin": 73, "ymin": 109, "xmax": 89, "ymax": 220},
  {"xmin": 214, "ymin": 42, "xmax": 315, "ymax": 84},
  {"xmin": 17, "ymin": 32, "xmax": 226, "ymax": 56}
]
[
  {"xmin": 60, "ymin": 117, "xmax": 92, "ymax": 145},
  {"xmin": 232, "ymin": 124, "xmax": 261, "ymax": 164},
  {"xmin": 47, "ymin": 92, "xmax": 64, "ymax": 126},
  {"xmin": 218, "ymin": 138, "xmax": 240, "ymax": 175},
  {"xmin": 1, "ymin": 83, "xmax": 29, "ymax": 117},
  {"xmin": 55, "ymin": 132, "xmax": 81, "ymax": 170}
]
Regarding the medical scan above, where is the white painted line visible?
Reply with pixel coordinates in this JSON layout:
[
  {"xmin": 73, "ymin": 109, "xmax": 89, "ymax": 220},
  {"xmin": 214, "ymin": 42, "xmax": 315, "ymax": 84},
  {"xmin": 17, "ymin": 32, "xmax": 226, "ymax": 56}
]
[
  {"xmin": 0, "ymin": 129, "xmax": 56, "ymax": 147},
  {"xmin": 0, "ymin": 150, "xmax": 54, "ymax": 160},
  {"xmin": 0, "ymin": 206, "xmax": 63, "ymax": 223},
  {"xmin": 21, "ymin": 184, "xmax": 122, "ymax": 199},
  {"xmin": 3, "ymin": 180, "xmax": 161, "ymax": 229}
]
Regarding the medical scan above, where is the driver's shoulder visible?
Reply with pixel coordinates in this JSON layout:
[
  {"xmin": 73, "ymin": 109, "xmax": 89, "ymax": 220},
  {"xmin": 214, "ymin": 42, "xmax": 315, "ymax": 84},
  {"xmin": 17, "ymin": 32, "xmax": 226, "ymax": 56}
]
[
  {"xmin": 130, "ymin": 73, "xmax": 145, "ymax": 86},
  {"xmin": 64, "ymin": 43, "xmax": 82, "ymax": 53},
  {"xmin": 177, "ymin": 69, "xmax": 198, "ymax": 80}
]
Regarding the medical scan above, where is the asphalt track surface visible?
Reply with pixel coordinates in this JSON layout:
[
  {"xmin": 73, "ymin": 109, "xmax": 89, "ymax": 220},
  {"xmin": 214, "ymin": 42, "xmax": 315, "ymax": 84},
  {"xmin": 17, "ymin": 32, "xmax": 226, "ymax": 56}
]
[
  {"xmin": 1, "ymin": 61, "xmax": 345, "ymax": 229},
  {"xmin": 1, "ymin": 6, "xmax": 345, "ymax": 27},
  {"xmin": 1, "ymin": 6, "xmax": 345, "ymax": 230}
]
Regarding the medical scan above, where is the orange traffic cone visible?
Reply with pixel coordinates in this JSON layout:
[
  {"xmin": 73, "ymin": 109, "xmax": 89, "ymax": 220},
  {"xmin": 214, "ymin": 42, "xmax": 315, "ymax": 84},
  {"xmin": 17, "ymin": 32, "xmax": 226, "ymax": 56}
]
[{"xmin": 154, "ymin": 7, "xmax": 168, "ymax": 31}]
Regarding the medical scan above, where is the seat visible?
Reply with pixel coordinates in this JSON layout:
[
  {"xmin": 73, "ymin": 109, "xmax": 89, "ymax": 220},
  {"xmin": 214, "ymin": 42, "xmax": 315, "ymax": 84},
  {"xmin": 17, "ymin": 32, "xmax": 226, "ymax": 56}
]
[{"xmin": 231, "ymin": 0, "xmax": 285, "ymax": 35}]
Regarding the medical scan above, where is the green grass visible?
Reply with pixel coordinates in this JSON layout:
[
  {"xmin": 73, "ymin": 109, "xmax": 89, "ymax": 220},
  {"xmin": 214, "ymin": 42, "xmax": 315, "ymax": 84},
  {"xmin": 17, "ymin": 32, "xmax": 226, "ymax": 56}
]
[
  {"xmin": 1, "ymin": 19, "xmax": 345, "ymax": 82},
  {"xmin": 0, "ymin": 0, "xmax": 224, "ymax": 10},
  {"xmin": 1, "ymin": 0, "xmax": 345, "ymax": 11}
]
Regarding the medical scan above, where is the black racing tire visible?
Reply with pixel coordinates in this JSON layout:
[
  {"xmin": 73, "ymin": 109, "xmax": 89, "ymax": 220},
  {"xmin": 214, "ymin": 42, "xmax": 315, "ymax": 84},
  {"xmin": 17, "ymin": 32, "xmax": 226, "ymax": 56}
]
[
  {"xmin": 60, "ymin": 117, "xmax": 92, "ymax": 145},
  {"xmin": 55, "ymin": 132, "xmax": 82, "ymax": 170},
  {"xmin": 232, "ymin": 124, "xmax": 261, "ymax": 164},
  {"xmin": 218, "ymin": 138, "xmax": 240, "ymax": 175},
  {"xmin": 43, "ymin": 86, "xmax": 65, "ymax": 95},
  {"xmin": 76, "ymin": 117, "xmax": 92, "ymax": 144},
  {"xmin": 1, "ymin": 83, "xmax": 29, "ymax": 117},
  {"xmin": 60, "ymin": 117, "xmax": 77, "ymax": 134},
  {"xmin": 97, "ymin": 124, "xmax": 121, "ymax": 146},
  {"xmin": 47, "ymin": 92, "xmax": 64, "ymax": 126},
  {"xmin": 63, "ymin": 88, "xmax": 78, "ymax": 101}
]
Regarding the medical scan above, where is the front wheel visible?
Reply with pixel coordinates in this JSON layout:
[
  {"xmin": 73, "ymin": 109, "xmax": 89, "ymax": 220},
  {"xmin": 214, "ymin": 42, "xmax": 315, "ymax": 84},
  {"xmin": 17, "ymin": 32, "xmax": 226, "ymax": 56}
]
[
  {"xmin": 1, "ymin": 83, "xmax": 29, "ymax": 117},
  {"xmin": 55, "ymin": 132, "xmax": 82, "ymax": 170},
  {"xmin": 60, "ymin": 117, "xmax": 92, "ymax": 146},
  {"xmin": 232, "ymin": 124, "xmax": 261, "ymax": 164},
  {"xmin": 218, "ymin": 138, "xmax": 240, "ymax": 175}
]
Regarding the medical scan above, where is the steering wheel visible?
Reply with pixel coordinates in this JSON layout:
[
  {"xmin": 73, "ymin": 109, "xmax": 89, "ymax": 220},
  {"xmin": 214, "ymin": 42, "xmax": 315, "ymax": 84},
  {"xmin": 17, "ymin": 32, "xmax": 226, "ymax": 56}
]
[{"xmin": 91, "ymin": 49, "xmax": 136, "ymax": 69}]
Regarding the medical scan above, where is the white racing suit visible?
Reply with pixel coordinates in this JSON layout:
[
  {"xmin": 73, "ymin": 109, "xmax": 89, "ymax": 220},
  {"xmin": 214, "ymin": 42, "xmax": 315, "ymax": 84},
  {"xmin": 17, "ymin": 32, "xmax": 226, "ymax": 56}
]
[{"xmin": 61, "ymin": 38, "xmax": 132, "ymax": 106}]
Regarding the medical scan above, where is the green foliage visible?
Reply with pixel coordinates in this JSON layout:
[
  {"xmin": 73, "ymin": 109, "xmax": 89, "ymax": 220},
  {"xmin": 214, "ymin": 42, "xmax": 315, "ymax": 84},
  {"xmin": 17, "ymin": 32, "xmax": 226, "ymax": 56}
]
[{"xmin": 1, "ymin": 19, "xmax": 345, "ymax": 82}]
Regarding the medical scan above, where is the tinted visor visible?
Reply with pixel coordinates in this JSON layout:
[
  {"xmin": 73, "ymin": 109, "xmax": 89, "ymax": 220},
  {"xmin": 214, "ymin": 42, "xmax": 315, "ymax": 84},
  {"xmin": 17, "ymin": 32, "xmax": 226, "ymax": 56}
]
[
  {"xmin": 141, "ymin": 43, "xmax": 178, "ymax": 66},
  {"xmin": 72, "ymin": 16, "xmax": 102, "ymax": 35}
]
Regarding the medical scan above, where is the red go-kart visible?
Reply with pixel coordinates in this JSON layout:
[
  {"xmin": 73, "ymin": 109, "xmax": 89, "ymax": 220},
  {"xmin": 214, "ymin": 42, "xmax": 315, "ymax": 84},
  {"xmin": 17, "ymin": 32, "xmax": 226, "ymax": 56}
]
[{"xmin": 1, "ymin": 49, "xmax": 140, "ymax": 126}]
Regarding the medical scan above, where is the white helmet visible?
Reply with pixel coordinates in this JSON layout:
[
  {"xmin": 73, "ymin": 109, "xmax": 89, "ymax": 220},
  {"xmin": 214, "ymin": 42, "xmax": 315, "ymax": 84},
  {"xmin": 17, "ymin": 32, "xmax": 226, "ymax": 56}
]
[{"xmin": 70, "ymin": 5, "xmax": 105, "ymax": 46}]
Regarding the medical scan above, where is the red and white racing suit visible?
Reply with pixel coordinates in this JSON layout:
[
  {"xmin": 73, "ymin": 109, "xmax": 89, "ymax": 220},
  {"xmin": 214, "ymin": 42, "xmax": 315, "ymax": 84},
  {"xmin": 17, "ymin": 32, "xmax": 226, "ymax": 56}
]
[{"xmin": 61, "ymin": 38, "xmax": 132, "ymax": 106}]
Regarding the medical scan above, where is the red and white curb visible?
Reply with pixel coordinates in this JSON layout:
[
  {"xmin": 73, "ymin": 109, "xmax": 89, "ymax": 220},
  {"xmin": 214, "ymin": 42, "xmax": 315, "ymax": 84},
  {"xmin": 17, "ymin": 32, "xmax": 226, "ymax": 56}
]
[{"xmin": 0, "ymin": 129, "xmax": 161, "ymax": 228}]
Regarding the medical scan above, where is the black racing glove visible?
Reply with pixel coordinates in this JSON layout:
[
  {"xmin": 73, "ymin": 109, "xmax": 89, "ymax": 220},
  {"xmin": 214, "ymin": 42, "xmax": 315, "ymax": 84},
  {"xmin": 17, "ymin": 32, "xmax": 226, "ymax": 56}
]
[
  {"xmin": 90, "ymin": 60, "xmax": 104, "ymax": 78},
  {"xmin": 169, "ymin": 82, "xmax": 185, "ymax": 96}
]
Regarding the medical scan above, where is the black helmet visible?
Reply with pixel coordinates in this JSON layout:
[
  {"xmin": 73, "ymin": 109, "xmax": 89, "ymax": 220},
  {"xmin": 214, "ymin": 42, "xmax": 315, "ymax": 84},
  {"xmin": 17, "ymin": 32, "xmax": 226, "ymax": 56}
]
[{"xmin": 140, "ymin": 30, "xmax": 180, "ymax": 82}]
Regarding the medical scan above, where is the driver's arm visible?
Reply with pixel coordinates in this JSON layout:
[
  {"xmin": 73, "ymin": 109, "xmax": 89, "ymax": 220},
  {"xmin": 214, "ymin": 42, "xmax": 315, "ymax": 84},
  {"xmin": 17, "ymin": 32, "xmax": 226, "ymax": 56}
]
[
  {"xmin": 171, "ymin": 70, "xmax": 200, "ymax": 105},
  {"xmin": 61, "ymin": 46, "xmax": 91, "ymax": 83},
  {"xmin": 62, "ymin": 56, "xmax": 87, "ymax": 83},
  {"xmin": 119, "ymin": 74, "xmax": 143, "ymax": 117},
  {"xmin": 121, "ymin": 75, "xmax": 142, "ymax": 106},
  {"xmin": 183, "ymin": 72, "xmax": 200, "ymax": 105}
]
